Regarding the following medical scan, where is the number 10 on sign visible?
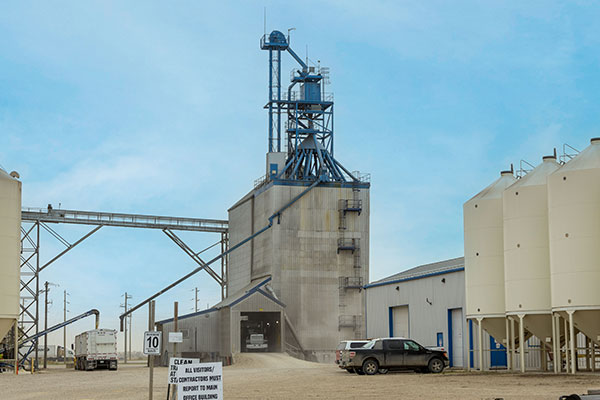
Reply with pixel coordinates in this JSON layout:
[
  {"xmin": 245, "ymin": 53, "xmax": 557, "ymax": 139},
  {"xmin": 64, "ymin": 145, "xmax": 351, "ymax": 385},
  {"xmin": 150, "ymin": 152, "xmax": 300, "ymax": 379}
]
[{"xmin": 144, "ymin": 331, "xmax": 162, "ymax": 355}]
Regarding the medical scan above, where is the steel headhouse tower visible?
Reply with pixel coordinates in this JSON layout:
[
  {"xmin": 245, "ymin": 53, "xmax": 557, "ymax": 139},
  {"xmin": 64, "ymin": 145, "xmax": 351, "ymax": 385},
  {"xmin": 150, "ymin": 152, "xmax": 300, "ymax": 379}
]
[
  {"xmin": 261, "ymin": 30, "xmax": 358, "ymax": 183},
  {"xmin": 226, "ymin": 30, "xmax": 370, "ymax": 362}
]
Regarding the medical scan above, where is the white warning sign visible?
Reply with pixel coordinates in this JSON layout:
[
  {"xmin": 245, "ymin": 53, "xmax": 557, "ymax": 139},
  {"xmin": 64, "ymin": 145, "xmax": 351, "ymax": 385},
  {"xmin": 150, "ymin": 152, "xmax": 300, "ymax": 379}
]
[{"xmin": 168, "ymin": 358, "xmax": 223, "ymax": 400}]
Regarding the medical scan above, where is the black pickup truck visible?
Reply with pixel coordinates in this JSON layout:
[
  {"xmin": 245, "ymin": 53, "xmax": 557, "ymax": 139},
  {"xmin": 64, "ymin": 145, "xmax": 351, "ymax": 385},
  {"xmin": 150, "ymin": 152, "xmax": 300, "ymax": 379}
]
[{"xmin": 340, "ymin": 338, "xmax": 449, "ymax": 375}]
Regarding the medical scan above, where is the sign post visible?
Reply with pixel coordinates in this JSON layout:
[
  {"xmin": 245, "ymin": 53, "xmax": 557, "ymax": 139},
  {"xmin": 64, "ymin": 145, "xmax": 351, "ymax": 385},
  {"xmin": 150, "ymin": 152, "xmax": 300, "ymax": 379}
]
[
  {"xmin": 168, "ymin": 358, "xmax": 223, "ymax": 400},
  {"xmin": 144, "ymin": 331, "xmax": 162, "ymax": 356},
  {"xmin": 147, "ymin": 300, "xmax": 156, "ymax": 400}
]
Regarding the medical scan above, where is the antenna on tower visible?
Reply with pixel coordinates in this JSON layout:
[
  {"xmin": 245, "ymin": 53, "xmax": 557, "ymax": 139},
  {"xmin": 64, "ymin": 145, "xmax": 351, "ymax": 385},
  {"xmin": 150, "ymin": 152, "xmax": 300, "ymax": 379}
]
[{"xmin": 263, "ymin": 7, "xmax": 267, "ymax": 36}]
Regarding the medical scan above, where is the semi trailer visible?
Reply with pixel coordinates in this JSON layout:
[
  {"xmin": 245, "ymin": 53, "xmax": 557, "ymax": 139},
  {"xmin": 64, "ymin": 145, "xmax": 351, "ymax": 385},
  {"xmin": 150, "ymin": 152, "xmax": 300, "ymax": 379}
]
[{"xmin": 74, "ymin": 329, "xmax": 118, "ymax": 371}]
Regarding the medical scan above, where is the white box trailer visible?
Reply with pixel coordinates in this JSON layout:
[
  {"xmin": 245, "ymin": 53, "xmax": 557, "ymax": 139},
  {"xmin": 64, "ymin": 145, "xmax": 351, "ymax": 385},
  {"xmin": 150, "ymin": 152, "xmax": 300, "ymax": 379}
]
[{"xmin": 74, "ymin": 329, "xmax": 118, "ymax": 371}]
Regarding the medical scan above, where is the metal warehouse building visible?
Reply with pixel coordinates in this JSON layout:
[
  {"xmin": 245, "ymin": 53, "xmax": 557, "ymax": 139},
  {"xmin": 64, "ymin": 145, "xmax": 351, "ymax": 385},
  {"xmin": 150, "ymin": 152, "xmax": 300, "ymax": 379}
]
[
  {"xmin": 365, "ymin": 257, "xmax": 556, "ymax": 370},
  {"xmin": 365, "ymin": 258, "xmax": 468, "ymax": 368}
]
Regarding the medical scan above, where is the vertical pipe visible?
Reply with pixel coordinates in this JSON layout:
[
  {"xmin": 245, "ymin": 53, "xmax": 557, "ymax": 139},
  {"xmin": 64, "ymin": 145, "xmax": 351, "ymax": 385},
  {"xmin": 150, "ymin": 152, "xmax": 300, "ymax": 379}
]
[
  {"xmin": 268, "ymin": 49, "xmax": 273, "ymax": 152},
  {"xmin": 510, "ymin": 318, "xmax": 516, "ymax": 371},
  {"xmin": 478, "ymin": 319, "xmax": 483, "ymax": 371},
  {"xmin": 505, "ymin": 318, "xmax": 511, "ymax": 371},
  {"xmin": 220, "ymin": 233, "xmax": 225, "ymax": 301},
  {"xmin": 564, "ymin": 316, "xmax": 569, "ymax": 373},
  {"xmin": 519, "ymin": 315, "xmax": 525, "ymax": 373},
  {"xmin": 276, "ymin": 49, "xmax": 281, "ymax": 152},
  {"xmin": 569, "ymin": 312, "xmax": 576, "ymax": 374},
  {"xmin": 551, "ymin": 313, "xmax": 557, "ymax": 373}
]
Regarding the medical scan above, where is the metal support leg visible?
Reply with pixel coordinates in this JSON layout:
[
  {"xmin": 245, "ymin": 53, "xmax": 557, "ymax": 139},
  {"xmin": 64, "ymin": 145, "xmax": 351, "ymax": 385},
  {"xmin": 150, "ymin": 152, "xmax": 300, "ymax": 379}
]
[
  {"xmin": 510, "ymin": 318, "xmax": 516, "ymax": 371},
  {"xmin": 505, "ymin": 318, "xmax": 511, "ymax": 371},
  {"xmin": 552, "ymin": 313, "xmax": 558, "ymax": 374},
  {"xmin": 563, "ymin": 316, "xmax": 569, "ymax": 373},
  {"xmin": 569, "ymin": 311, "xmax": 576, "ymax": 374},
  {"xmin": 518, "ymin": 315, "xmax": 525, "ymax": 373},
  {"xmin": 14, "ymin": 319, "xmax": 18, "ymax": 375},
  {"xmin": 541, "ymin": 340, "xmax": 547, "ymax": 372},
  {"xmin": 478, "ymin": 318, "xmax": 483, "ymax": 372},
  {"xmin": 466, "ymin": 319, "xmax": 471, "ymax": 371},
  {"xmin": 593, "ymin": 342, "xmax": 597, "ymax": 372}
]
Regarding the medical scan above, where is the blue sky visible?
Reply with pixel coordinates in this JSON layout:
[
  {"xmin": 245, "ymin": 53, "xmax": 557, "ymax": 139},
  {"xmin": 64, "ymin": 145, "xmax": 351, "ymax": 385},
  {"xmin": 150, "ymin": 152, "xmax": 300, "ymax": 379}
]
[{"xmin": 1, "ymin": 1, "xmax": 599, "ymax": 351}]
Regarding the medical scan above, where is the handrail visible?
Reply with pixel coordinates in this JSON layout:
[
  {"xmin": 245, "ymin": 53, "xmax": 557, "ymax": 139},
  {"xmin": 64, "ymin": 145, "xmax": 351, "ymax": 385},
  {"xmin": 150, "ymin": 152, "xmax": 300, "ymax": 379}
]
[{"xmin": 22, "ymin": 208, "xmax": 228, "ymax": 233}]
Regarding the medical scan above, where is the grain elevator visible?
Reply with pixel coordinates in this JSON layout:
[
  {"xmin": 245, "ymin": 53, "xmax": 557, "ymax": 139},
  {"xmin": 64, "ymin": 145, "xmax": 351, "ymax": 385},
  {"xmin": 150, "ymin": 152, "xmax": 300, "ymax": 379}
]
[{"xmin": 227, "ymin": 31, "xmax": 370, "ymax": 362}]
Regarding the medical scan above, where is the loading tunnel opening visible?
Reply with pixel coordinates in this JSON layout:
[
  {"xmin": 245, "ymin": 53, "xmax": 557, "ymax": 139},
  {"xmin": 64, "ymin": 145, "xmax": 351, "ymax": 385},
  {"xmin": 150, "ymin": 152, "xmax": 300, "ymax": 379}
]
[{"xmin": 241, "ymin": 312, "xmax": 282, "ymax": 353}]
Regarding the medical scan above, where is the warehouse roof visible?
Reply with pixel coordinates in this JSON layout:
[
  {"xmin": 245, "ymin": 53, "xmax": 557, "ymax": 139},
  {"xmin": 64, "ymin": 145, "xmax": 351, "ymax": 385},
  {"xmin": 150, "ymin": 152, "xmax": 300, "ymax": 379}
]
[
  {"xmin": 364, "ymin": 257, "xmax": 464, "ymax": 289},
  {"xmin": 155, "ymin": 276, "xmax": 285, "ymax": 325}
]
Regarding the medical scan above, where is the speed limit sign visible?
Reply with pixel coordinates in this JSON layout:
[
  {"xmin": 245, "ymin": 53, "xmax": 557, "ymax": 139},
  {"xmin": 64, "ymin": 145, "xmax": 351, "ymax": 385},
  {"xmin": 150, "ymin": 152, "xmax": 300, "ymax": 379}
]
[{"xmin": 144, "ymin": 331, "xmax": 162, "ymax": 355}]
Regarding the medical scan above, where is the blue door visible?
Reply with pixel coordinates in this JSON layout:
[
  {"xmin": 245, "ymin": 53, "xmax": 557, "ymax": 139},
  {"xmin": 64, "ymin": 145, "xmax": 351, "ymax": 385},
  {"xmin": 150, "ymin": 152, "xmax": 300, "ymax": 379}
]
[{"xmin": 489, "ymin": 336, "xmax": 507, "ymax": 367}]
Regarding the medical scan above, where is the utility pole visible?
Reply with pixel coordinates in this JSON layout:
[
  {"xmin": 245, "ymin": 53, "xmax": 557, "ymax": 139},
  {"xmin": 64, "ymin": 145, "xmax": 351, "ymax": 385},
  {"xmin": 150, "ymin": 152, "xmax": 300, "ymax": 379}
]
[
  {"xmin": 174, "ymin": 302, "xmax": 179, "ymax": 358},
  {"xmin": 129, "ymin": 312, "xmax": 132, "ymax": 361},
  {"xmin": 63, "ymin": 290, "xmax": 70, "ymax": 366},
  {"xmin": 121, "ymin": 292, "xmax": 132, "ymax": 364},
  {"xmin": 42, "ymin": 281, "xmax": 58, "ymax": 369}
]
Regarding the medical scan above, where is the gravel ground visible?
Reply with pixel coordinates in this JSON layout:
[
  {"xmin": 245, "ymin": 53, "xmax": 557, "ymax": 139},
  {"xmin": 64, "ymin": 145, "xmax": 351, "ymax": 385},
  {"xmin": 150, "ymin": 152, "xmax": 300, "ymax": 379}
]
[{"xmin": 2, "ymin": 353, "xmax": 600, "ymax": 399}]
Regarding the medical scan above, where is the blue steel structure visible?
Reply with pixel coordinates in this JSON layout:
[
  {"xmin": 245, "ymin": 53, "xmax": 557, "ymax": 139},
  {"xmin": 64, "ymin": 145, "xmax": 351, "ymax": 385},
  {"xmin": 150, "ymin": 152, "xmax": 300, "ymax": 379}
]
[{"xmin": 261, "ymin": 30, "xmax": 358, "ymax": 183}]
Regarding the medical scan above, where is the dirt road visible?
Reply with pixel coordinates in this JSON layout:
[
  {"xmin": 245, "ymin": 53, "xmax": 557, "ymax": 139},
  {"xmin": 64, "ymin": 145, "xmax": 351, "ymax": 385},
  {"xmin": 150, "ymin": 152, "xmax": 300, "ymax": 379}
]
[{"xmin": 1, "ymin": 353, "xmax": 599, "ymax": 399}]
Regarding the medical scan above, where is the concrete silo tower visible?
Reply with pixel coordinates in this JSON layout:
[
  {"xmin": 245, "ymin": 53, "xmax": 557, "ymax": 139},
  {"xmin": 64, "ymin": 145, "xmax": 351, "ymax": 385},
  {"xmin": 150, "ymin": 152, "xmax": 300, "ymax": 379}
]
[
  {"xmin": 464, "ymin": 169, "xmax": 515, "ymax": 370},
  {"xmin": 226, "ymin": 31, "xmax": 370, "ymax": 362},
  {"xmin": 548, "ymin": 138, "xmax": 600, "ymax": 374},
  {"xmin": 503, "ymin": 155, "xmax": 560, "ymax": 372},
  {"xmin": 0, "ymin": 167, "xmax": 21, "ymax": 369}
]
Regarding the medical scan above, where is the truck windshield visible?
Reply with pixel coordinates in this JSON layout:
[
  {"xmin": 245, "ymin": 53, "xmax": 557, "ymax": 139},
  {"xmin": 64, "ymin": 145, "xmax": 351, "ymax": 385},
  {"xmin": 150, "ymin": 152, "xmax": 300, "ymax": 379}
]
[{"xmin": 363, "ymin": 339, "xmax": 377, "ymax": 349}]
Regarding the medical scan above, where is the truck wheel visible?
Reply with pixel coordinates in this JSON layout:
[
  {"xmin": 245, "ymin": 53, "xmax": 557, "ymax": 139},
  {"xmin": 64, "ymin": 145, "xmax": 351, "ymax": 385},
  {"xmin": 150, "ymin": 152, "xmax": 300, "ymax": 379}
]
[
  {"xmin": 362, "ymin": 359, "xmax": 379, "ymax": 375},
  {"xmin": 428, "ymin": 358, "xmax": 444, "ymax": 374}
]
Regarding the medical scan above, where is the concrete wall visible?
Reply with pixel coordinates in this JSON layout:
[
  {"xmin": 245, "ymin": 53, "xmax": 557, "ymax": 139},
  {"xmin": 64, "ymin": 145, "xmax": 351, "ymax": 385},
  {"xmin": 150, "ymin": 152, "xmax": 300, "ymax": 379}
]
[
  {"xmin": 227, "ymin": 194, "xmax": 253, "ymax": 294},
  {"xmin": 366, "ymin": 270, "xmax": 468, "ymax": 367},
  {"xmin": 228, "ymin": 182, "xmax": 370, "ymax": 362}
]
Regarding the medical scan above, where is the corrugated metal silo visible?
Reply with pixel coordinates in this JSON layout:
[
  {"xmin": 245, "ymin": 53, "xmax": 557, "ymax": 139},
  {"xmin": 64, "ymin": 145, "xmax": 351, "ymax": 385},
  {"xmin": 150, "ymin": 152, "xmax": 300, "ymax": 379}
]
[
  {"xmin": 0, "ymin": 168, "xmax": 21, "ymax": 342},
  {"xmin": 503, "ymin": 156, "xmax": 560, "ymax": 371},
  {"xmin": 548, "ymin": 138, "xmax": 600, "ymax": 351},
  {"xmin": 464, "ymin": 170, "xmax": 515, "ymax": 349}
]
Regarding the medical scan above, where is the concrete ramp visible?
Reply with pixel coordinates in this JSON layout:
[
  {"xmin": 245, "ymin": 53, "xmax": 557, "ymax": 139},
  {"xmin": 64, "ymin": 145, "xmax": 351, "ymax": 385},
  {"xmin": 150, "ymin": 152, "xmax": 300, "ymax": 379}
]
[{"xmin": 230, "ymin": 353, "xmax": 316, "ymax": 370}]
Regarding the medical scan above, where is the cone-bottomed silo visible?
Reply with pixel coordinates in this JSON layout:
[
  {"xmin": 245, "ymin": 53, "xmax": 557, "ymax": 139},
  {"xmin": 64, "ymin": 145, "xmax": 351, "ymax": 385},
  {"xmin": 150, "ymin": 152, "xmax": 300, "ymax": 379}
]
[
  {"xmin": 548, "ymin": 138, "xmax": 600, "ymax": 372},
  {"xmin": 0, "ymin": 168, "xmax": 21, "ymax": 343},
  {"xmin": 464, "ymin": 170, "xmax": 515, "ymax": 369},
  {"xmin": 503, "ymin": 155, "xmax": 560, "ymax": 371}
]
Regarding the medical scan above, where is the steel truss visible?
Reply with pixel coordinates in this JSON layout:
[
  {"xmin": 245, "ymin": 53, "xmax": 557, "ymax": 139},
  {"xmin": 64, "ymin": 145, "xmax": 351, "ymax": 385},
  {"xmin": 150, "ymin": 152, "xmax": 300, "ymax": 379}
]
[{"xmin": 19, "ymin": 207, "xmax": 228, "ymax": 367}]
